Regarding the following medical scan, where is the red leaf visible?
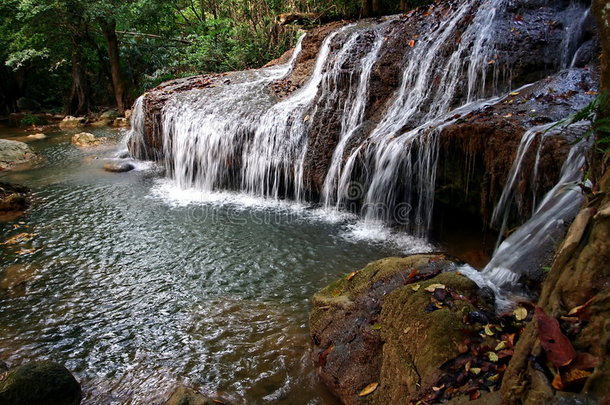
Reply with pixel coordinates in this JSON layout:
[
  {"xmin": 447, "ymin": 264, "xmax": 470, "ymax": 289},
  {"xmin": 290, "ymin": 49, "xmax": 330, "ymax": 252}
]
[
  {"xmin": 408, "ymin": 268, "xmax": 418, "ymax": 279},
  {"xmin": 535, "ymin": 307, "xmax": 577, "ymax": 367}
]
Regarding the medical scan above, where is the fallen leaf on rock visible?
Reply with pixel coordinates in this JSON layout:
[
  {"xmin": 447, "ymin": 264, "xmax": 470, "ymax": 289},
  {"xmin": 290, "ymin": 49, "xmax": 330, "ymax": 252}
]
[
  {"xmin": 470, "ymin": 368, "xmax": 481, "ymax": 375},
  {"xmin": 319, "ymin": 344, "xmax": 334, "ymax": 367},
  {"xmin": 484, "ymin": 325, "xmax": 494, "ymax": 336},
  {"xmin": 567, "ymin": 297, "xmax": 594, "ymax": 318},
  {"xmin": 535, "ymin": 307, "xmax": 576, "ymax": 367},
  {"xmin": 510, "ymin": 91, "xmax": 521, "ymax": 96},
  {"xmin": 488, "ymin": 352, "xmax": 499, "ymax": 362},
  {"xmin": 371, "ymin": 323, "xmax": 382, "ymax": 330},
  {"xmin": 563, "ymin": 368, "xmax": 592, "ymax": 386},
  {"xmin": 469, "ymin": 390, "xmax": 481, "ymax": 400},
  {"xmin": 425, "ymin": 283, "xmax": 446, "ymax": 292},
  {"xmin": 346, "ymin": 271, "xmax": 358, "ymax": 281},
  {"xmin": 408, "ymin": 39, "xmax": 416, "ymax": 47},
  {"xmin": 331, "ymin": 289, "xmax": 342, "ymax": 297},
  {"xmin": 3, "ymin": 233, "xmax": 36, "ymax": 245},
  {"xmin": 408, "ymin": 268, "xmax": 418, "ymax": 279},
  {"xmin": 358, "ymin": 382, "xmax": 379, "ymax": 397},
  {"xmin": 495, "ymin": 341, "xmax": 507, "ymax": 351},
  {"xmin": 514, "ymin": 307, "xmax": 528, "ymax": 321},
  {"xmin": 552, "ymin": 373, "xmax": 565, "ymax": 390},
  {"xmin": 411, "ymin": 284, "xmax": 421, "ymax": 291}
]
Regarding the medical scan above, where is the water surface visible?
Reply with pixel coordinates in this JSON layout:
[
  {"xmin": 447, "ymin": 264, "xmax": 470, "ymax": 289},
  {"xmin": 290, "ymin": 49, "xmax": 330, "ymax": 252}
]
[{"xmin": 0, "ymin": 126, "xmax": 430, "ymax": 404}]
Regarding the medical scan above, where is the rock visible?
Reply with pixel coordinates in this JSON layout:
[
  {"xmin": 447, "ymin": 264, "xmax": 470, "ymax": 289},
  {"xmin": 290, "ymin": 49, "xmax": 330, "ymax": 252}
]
[
  {"xmin": 124, "ymin": 109, "xmax": 132, "ymax": 120},
  {"xmin": 0, "ymin": 139, "xmax": 36, "ymax": 170},
  {"xmin": 0, "ymin": 182, "xmax": 29, "ymax": 212},
  {"xmin": 58, "ymin": 116, "xmax": 85, "ymax": 129},
  {"xmin": 88, "ymin": 118, "xmax": 112, "ymax": 127},
  {"xmin": 71, "ymin": 133, "xmax": 107, "ymax": 148},
  {"xmin": 310, "ymin": 254, "xmax": 490, "ymax": 405},
  {"xmin": 165, "ymin": 386, "xmax": 221, "ymax": 405},
  {"xmin": 100, "ymin": 109, "xmax": 118, "ymax": 120},
  {"xmin": 27, "ymin": 133, "xmax": 47, "ymax": 140},
  {"xmin": 0, "ymin": 361, "xmax": 81, "ymax": 405},
  {"xmin": 16, "ymin": 97, "xmax": 41, "ymax": 112},
  {"xmin": 102, "ymin": 161, "xmax": 134, "ymax": 173},
  {"xmin": 113, "ymin": 117, "xmax": 129, "ymax": 127}
]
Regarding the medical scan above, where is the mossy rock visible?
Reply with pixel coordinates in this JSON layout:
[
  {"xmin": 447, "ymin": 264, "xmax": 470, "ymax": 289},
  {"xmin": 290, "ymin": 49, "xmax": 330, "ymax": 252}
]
[
  {"xmin": 0, "ymin": 361, "xmax": 81, "ymax": 405},
  {"xmin": 310, "ymin": 254, "xmax": 487, "ymax": 405}
]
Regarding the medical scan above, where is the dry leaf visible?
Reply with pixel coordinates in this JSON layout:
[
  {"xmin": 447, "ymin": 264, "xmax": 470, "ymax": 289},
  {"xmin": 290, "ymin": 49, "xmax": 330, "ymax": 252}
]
[
  {"xmin": 552, "ymin": 373, "xmax": 564, "ymax": 390},
  {"xmin": 470, "ymin": 367, "xmax": 481, "ymax": 375},
  {"xmin": 371, "ymin": 324, "xmax": 382, "ymax": 331},
  {"xmin": 408, "ymin": 39, "xmax": 416, "ymax": 47},
  {"xmin": 495, "ymin": 341, "xmax": 507, "ymax": 351},
  {"xmin": 488, "ymin": 352, "xmax": 499, "ymax": 362},
  {"xmin": 536, "ymin": 307, "xmax": 576, "ymax": 367},
  {"xmin": 567, "ymin": 297, "xmax": 594, "ymax": 317},
  {"xmin": 408, "ymin": 268, "xmax": 418, "ymax": 278},
  {"xmin": 484, "ymin": 325, "xmax": 494, "ymax": 336},
  {"xmin": 425, "ymin": 283, "xmax": 446, "ymax": 292},
  {"xmin": 347, "ymin": 271, "xmax": 358, "ymax": 281},
  {"xmin": 514, "ymin": 307, "xmax": 528, "ymax": 321},
  {"xmin": 509, "ymin": 91, "xmax": 520, "ymax": 96},
  {"xmin": 358, "ymin": 382, "xmax": 379, "ymax": 397},
  {"xmin": 411, "ymin": 284, "xmax": 421, "ymax": 292}
]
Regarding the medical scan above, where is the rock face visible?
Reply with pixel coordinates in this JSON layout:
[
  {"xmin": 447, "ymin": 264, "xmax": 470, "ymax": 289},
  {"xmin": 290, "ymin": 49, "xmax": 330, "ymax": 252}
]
[
  {"xmin": 71, "ymin": 132, "xmax": 107, "ymax": 148},
  {"xmin": 0, "ymin": 139, "xmax": 36, "ymax": 170},
  {"xmin": 0, "ymin": 361, "xmax": 81, "ymax": 405},
  {"xmin": 0, "ymin": 182, "xmax": 29, "ymax": 212},
  {"xmin": 310, "ymin": 255, "xmax": 492, "ymax": 404},
  {"xmin": 58, "ymin": 116, "xmax": 85, "ymax": 129}
]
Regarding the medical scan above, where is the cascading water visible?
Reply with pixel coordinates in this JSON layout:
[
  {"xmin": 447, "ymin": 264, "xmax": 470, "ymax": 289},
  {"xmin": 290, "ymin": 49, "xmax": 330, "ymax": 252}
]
[
  {"xmin": 127, "ymin": 0, "xmax": 594, "ymax": 264},
  {"xmin": 482, "ymin": 130, "xmax": 590, "ymax": 287}
]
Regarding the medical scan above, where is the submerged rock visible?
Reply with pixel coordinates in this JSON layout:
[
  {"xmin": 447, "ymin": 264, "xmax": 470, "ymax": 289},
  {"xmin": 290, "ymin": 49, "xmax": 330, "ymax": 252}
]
[
  {"xmin": 0, "ymin": 182, "xmax": 29, "ymax": 212},
  {"xmin": 0, "ymin": 361, "xmax": 81, "ymax": 405},
  {"xmin": 58, "ymin": 116, "xmax": 85, "ymax": 129},
  {"xmin": 165, "ymin": 386, "xmax": 224, "ymax": 405},
  {"xmin": 71, "ymin": 132, "xmax": 107, "ymax": 148},
  {"xmin": 0, "ymin": 139, "xmax": 36, "ymax": 170},
  {"xmin": 310, "ymin": 254, "xmax": 496, "ymax": 404},
  {"xmin": 113, "ymin": 117, "xmax": 129, "ymax": 128},
  {"xmin": 102, "ymin": 161, "xmax": 134, "ymax": 173},
  {"xmin": 27, "ymin": 133, "xmax": 47, "ymax": 140}
]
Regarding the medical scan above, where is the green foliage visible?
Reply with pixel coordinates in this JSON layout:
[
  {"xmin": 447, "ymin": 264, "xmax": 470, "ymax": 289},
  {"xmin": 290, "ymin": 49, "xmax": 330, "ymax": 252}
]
[{"xmin": 20, "ymin": 114, "xmax": 44, "ymax": 126}]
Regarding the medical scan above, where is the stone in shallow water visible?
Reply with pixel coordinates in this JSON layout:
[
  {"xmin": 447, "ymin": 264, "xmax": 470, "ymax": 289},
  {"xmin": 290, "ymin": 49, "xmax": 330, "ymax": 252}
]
[
  {"xmin": 27, "ymin": 133, "xmax": 47, "ymax": 140},
  {"xmin": 0, "ymin": 182, "xmax": 29, "ymax": 212},
  {"xmin": 59, "ymin": 116, "xmax": 85, "ymax": 129},
  {"xmin": 165, "ymin": 386, "xmax": 224, "ymax": 405},
  {"xmin": 103, "ymin": 161, "xmax": 135, "ymax": 173},
  {"xmin": 0, "ymin": 361, "xmax": 82, "ymax": 405},
  {"xmin": 71, "ymin": 133, "xmax": 107, "ymax": 148},
  {"xmin": 0, "ymin": 139, "xmax": 36, "ymax": 170}
]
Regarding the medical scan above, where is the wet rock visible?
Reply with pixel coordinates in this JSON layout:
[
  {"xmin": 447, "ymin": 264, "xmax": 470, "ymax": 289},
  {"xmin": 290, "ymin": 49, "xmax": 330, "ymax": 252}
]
[
  {"xmin": 27, "ymin": 133, "xmax": 47, "ymax": 140},
  {"xmin": 89, "ymin": 118, "xmax": 112, "ymax": 127},
  {"xmin": 100, "ymin": 110, "xmax": 118, "ymax": 120},
  {"xmin": 103, "ymin": 161, "xmax": 134, "ymax": 173},
  {"xmin": 310, "ymin": 254, "xmax": 492, "ymax": 404},
  {"xmin": 71, "ymin": 132, "xmax": 107, "ymax": 148},
  {"xmin": 58, "ymin": 116, "xmax": 85, "ymax": 129},
  {"xmin": 0, "ymin": 182, "xmax": 29, "ymax": 212},
  {"xmin": 124, "ymin": 109, "xmax": 132, "ymax": 120},
  {"xmin": 0, "ymin": 361, "xmax": 81, "ymax": 405},
  {"xmin": 0, "ymin": 139, "xmax": 36, "ymax": 170},
  {"xmin": 113, "ymin": 117, "xmax": 129, "ymax": 128},
  {"xmin": 165, "ymin": 386, "xmax": 222, "ymax": 405}
]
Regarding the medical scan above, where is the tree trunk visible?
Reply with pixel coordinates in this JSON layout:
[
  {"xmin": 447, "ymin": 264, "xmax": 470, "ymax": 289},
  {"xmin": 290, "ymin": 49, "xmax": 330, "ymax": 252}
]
[
  {"xmin": 100, "ymin": 18, "xmax": 127, "ymax": 114},
  {"xmin": 68, "ymin": 42, "xmax": 90, "ymax": 116},
  {"xmin": 361, "ymin": 0, "xmax": 372, "ymax": 18},
  {"xmin": 371, "ymin": 0, "xmax": 381, "ymax": 15}
]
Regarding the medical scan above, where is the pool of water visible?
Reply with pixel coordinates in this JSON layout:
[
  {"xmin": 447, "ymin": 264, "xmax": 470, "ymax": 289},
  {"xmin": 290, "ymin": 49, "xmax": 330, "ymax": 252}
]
[{"xmin": 0, "ymin": 126, "xmax": 432, "ymax": 404}]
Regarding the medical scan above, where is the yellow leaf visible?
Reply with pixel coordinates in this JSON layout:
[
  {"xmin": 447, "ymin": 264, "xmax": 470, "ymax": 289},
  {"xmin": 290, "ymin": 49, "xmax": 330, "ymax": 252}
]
[
  {"xmin": 484, "ymin": 325, "xmax": 494, "ymax": 336},
  {"xmin": 424, "ymin": 283, "xmax": 446, "ymax": 292},
  {"xmin": 514, "ymin": 307, "xmax": 528, "ymax": 321},
  {"xmin": 371, "ymin": 324, "xmax": 382, "ymax": 330},
  {"xmin": 488, "ymin": 352, "xmax": 499, "ymax": 362},
  {"xmin": 487, "ymin": 374, "xmax": 500, "ymax": 382},
  {"xmin": 347, "ymin": 271, "xmax": 358, "ymax": 281},
  {"xmin": 411, "ymin": 284, "xmax": 421, "ymax": 291},
  {"xmin": 331, "ymin": 289, "xmax": 341, "ymax": 297},
  {"xmin": 495, "ymin": 341, "xmax": 507, "ymax": 351},
  {"xmin": 358, "ymin": 382, "xmax": 379, "ymax": 397},
  {"xmin": 509, "ymin": 91, "xmax": 520, "ymax": 96},
  {"xmin": 470, "ymin": 368, "xmax": 481, "ymax": 375}
]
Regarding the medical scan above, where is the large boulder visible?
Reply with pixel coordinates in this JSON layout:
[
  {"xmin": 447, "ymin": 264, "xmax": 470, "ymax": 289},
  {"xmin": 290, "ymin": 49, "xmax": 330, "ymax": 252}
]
[
  {"xmin": 310, "ymin": 255, "xmax": 502, "ymax": 404},
  {"xmin": 0, "ymin": 361, "xmax": 81, "ymax": 405},
  {"xmin": 0, "ymin": 139, "xmax": 36, "ymax": 170},
  {"xmin": 0, "ymin": 183, "xmax": 29, "ymax": 212},
  {"xmin": 71, "ymin": 132, "xmax": 107, "ymax": 148},
  {"xmin": 58, "ymin": 116, "xmax": 85, "ymax": 129}
]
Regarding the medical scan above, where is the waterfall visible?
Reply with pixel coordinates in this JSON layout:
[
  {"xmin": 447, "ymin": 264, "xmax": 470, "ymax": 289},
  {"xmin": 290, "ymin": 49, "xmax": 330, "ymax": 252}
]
[
  {"xmin": 483, "ymin": 130, "xmax": 590, "ymax": 287},
  {"xmin": 127, "ymin": 0, "xmax": 593, "ymax": 248},
  {"xmin": 328, "ymin": 0, "xmax": 507, "ymax": 236}
]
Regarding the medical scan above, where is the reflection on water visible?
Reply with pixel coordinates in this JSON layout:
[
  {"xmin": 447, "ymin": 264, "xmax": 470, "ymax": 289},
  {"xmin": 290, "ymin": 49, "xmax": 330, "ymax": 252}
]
[{"xmin": 0, "ymin": 127, "xmax": 430, "ymax": 404}]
